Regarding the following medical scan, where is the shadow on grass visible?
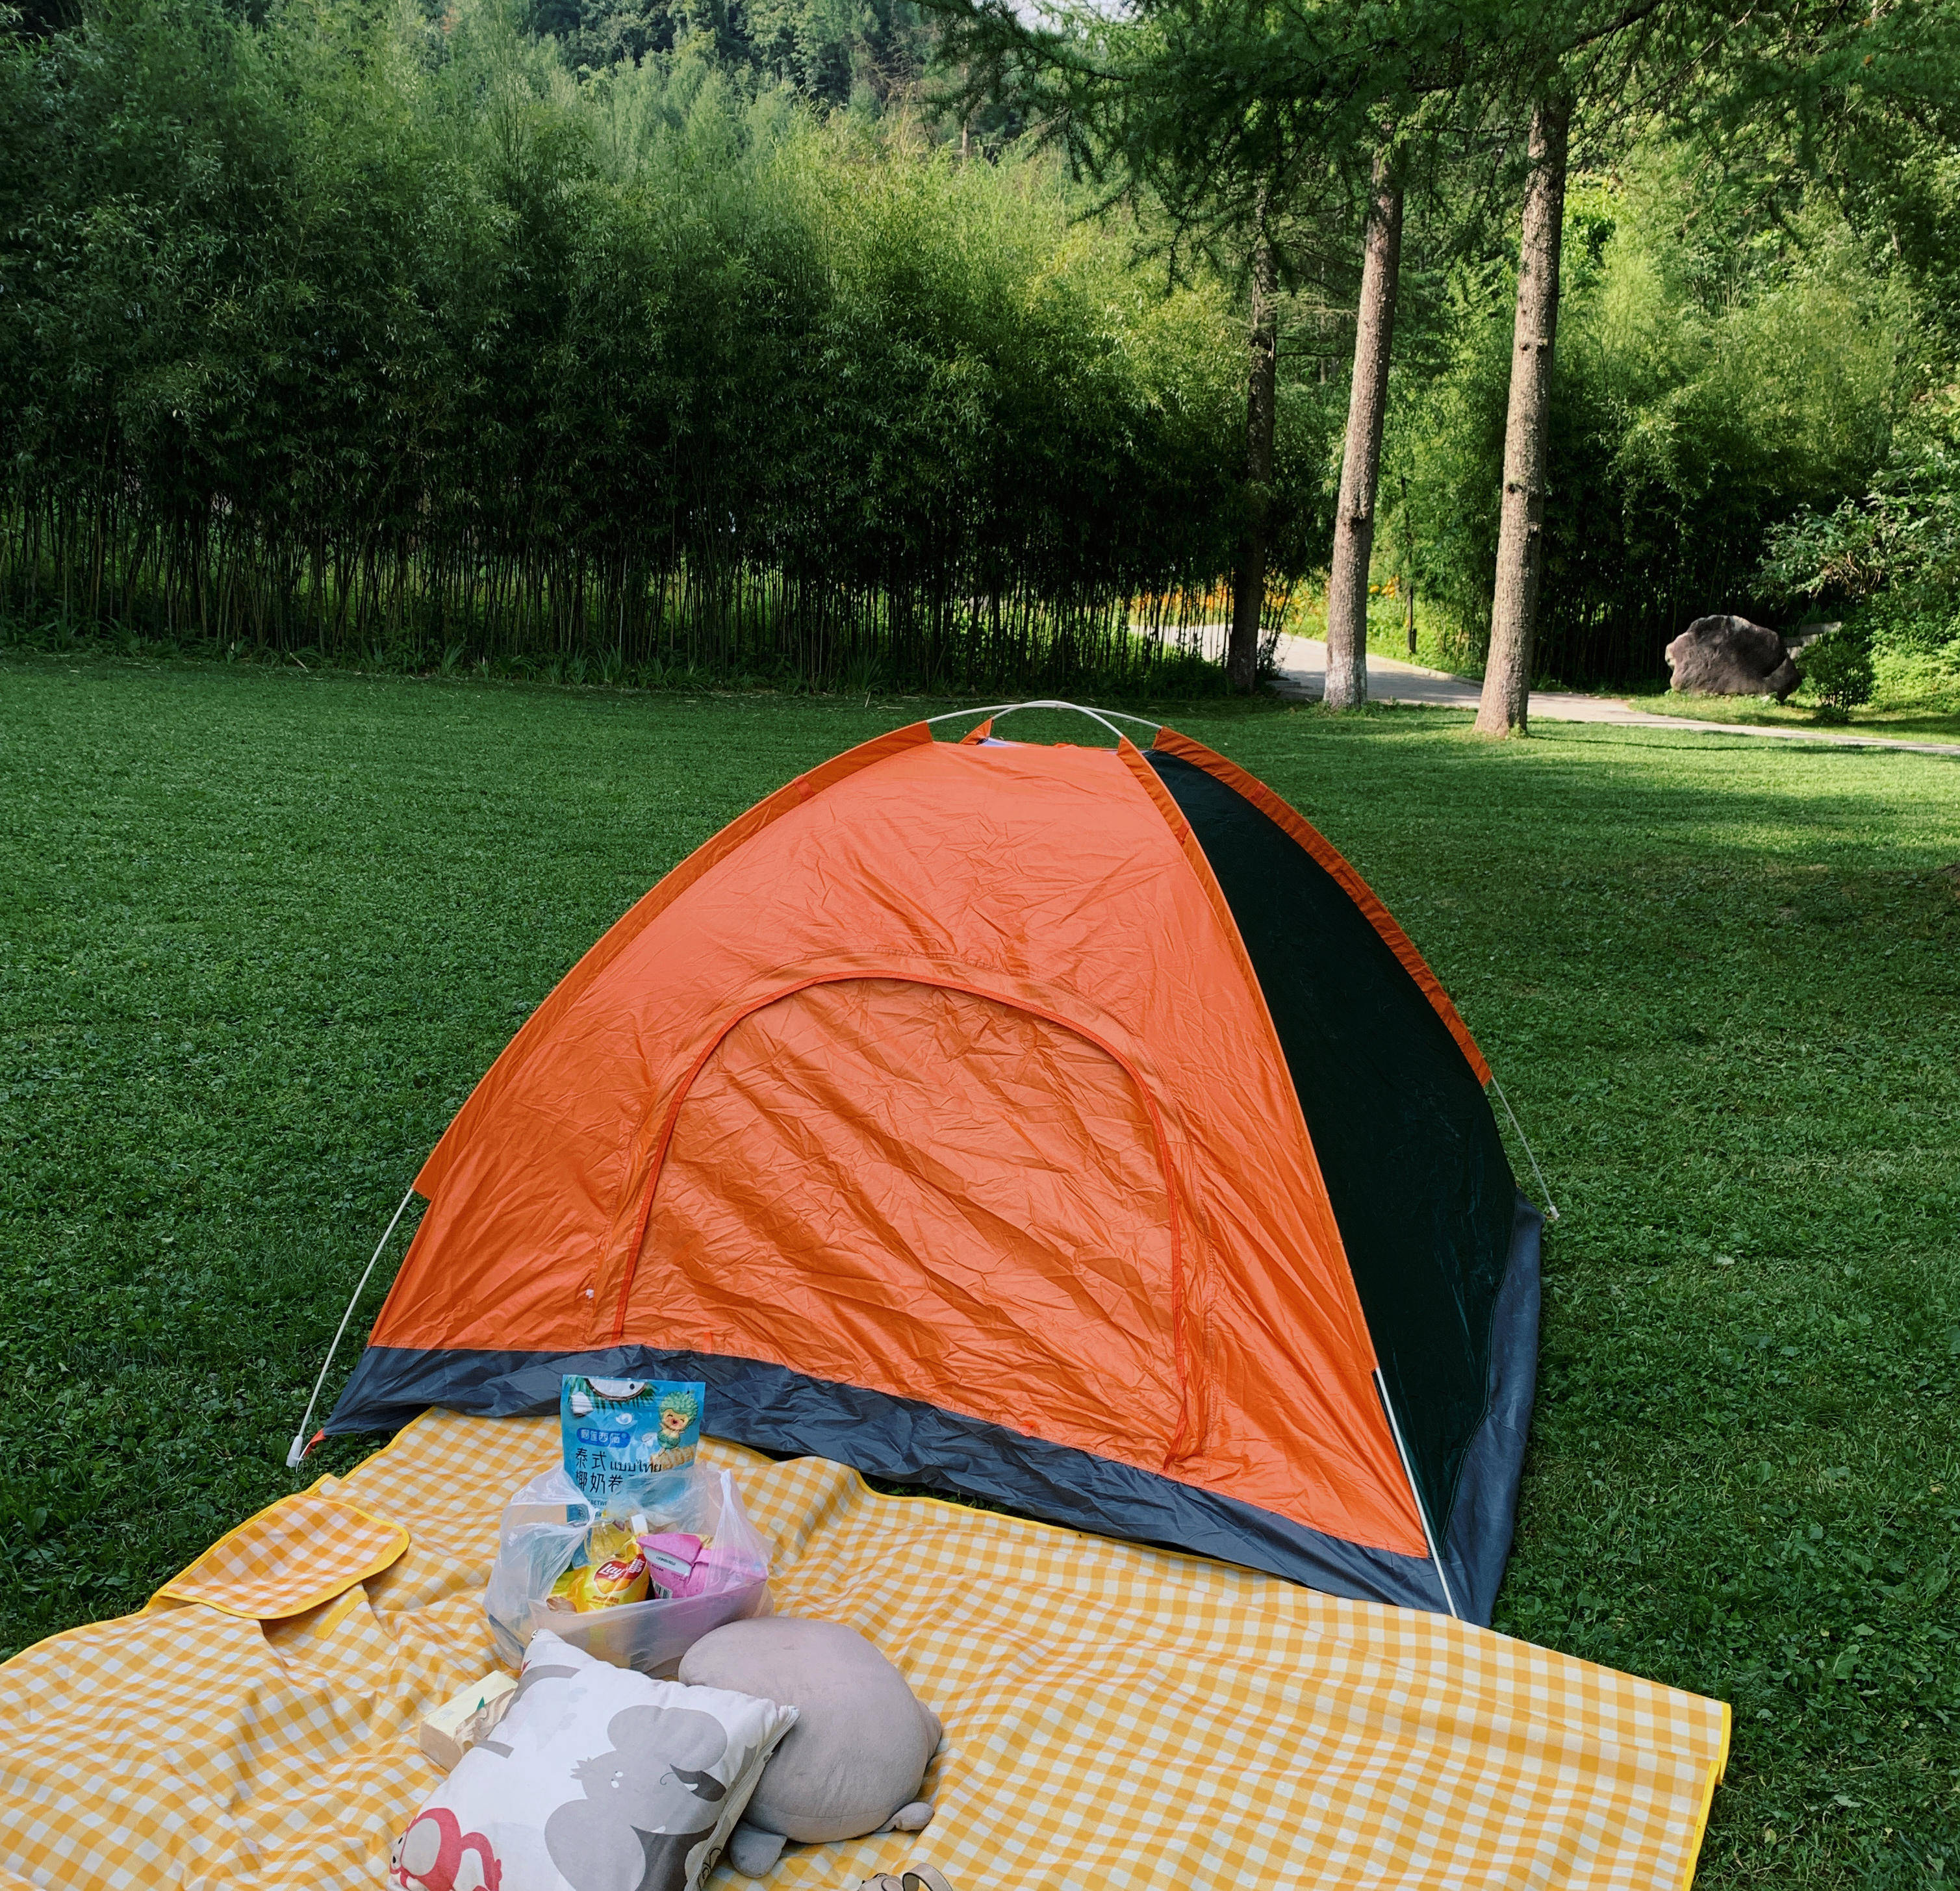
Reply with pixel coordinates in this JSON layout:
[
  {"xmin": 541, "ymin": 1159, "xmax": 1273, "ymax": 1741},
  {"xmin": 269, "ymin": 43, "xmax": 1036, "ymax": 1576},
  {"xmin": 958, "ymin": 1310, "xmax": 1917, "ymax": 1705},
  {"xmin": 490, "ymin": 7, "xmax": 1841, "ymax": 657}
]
[{"xmin": 1621, "ymin": 688, "xmax": 1960, "ymax": 746}]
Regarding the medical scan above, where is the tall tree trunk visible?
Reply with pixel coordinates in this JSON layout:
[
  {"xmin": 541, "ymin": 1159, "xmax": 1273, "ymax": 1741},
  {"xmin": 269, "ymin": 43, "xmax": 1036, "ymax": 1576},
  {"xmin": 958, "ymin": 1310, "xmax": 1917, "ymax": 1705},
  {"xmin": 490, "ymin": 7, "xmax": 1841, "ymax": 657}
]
[
  {"xmin": 1323, "ymin": 147, "xmax": 1404, "ymax": 710},
  {"xmin": 1476, "ymin": 95, "xmax": 1570, "ymax": 736},
  {"xmin": 1401, "ymin": 474, "xmax": 1418, "ymax": 654},
  {"xmin": 1228, "ymin": 210, "xmax": 1278, "ymax": 693}
]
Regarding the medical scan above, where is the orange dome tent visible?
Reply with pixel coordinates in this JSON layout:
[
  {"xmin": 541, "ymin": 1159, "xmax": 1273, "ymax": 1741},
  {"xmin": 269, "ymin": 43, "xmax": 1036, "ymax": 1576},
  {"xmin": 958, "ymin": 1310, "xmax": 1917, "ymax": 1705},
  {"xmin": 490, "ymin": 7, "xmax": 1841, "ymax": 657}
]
[{"xmin": 322, "ymin": 706, "xmax": 1541, "ymax": 1624}]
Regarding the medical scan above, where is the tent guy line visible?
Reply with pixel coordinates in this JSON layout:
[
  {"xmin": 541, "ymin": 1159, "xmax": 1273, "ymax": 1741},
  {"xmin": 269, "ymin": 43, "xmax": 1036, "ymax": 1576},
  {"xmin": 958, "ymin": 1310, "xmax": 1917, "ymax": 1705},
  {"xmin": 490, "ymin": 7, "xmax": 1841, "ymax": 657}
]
[{"xmin": 1488, "ymin": 1073, "xmax": 1561, "ymax": 1221}]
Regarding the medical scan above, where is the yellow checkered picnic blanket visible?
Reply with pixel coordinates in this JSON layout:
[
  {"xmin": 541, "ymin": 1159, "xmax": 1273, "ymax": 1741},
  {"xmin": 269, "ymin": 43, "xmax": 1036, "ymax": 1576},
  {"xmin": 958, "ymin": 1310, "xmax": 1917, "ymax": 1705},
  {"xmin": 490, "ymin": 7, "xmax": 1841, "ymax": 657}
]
[
  {"xmin": 0, "ymin": 1411, "xmax": 1729, "ymax": 1890},
  {"xmin": 151, "ymin": 1490, "xmax": 409, "ymax": 1620}
]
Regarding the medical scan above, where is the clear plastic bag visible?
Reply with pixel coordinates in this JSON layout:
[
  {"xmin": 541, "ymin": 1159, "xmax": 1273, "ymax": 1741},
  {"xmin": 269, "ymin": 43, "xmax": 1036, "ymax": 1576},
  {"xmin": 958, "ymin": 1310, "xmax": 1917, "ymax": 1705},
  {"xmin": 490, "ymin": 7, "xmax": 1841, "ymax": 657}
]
[
  {"xmin": 483, "ymin": 1467, "xmax": 592, "ymax": 1664},
  {"xmin": 484, "ymin": 1462, "xmax": 772, "ymax": 1674}
]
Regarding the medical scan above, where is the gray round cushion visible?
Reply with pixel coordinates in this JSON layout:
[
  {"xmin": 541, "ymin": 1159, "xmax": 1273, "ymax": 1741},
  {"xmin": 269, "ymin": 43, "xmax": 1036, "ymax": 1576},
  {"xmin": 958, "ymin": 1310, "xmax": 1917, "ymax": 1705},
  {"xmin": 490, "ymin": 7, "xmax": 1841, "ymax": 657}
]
[{"xmin": 678, "ymin": 1616, "xmax": 941, "ymax": 1842}]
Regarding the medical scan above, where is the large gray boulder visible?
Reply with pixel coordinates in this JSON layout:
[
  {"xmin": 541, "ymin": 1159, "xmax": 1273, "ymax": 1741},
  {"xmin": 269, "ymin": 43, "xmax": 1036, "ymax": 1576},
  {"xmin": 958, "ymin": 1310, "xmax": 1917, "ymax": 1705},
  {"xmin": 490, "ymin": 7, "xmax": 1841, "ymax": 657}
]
[{"xmin": 1665, "ymin": 614, "xmax": 1800, "ymax": 700}]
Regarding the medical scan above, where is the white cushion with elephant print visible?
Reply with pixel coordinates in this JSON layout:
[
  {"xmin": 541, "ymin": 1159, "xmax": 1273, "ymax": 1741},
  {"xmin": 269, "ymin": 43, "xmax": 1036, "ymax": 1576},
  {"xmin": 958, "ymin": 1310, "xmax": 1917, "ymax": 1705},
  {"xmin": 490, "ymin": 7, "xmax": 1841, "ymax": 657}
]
[{"xmin": 391, "ymin": 1629, "xmax": 798, "ymax": 1891}]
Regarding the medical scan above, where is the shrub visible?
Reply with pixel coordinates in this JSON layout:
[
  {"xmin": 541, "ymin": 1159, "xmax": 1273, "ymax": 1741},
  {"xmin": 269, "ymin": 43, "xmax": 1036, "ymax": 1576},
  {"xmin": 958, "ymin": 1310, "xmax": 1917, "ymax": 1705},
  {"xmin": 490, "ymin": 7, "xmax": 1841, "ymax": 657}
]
[
  {"xmin": 1761, "ymin": 390, "xmax": 1960, "ymax": 600},
  {"xmin": 1796, "ymin": 619, "xmax": 1877, "ymax": 720},
  {"xmin": 1761, "ymin": 392, "xmax": 1960, "ymax": 705}
]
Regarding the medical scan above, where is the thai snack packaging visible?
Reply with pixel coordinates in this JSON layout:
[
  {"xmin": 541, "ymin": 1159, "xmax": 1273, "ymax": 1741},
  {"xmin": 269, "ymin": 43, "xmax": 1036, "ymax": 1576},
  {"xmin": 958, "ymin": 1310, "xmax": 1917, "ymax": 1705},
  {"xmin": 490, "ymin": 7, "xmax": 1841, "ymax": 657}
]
[{"xmin": 561, "ymin": 1376, "xmax": 705, "ymax": 1502}]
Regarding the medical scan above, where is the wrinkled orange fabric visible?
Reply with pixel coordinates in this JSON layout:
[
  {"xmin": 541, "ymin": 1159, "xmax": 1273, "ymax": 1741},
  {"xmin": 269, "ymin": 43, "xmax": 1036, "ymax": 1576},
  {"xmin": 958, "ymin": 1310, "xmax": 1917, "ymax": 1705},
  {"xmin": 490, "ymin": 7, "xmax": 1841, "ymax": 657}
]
[
  {"xmin": 373, "ymin": 729, "xmax": 1427, "ymax": 1557},
  {"xmin": 645, "ymin": 981, "xmax": 1188, "ymax": 1467}
]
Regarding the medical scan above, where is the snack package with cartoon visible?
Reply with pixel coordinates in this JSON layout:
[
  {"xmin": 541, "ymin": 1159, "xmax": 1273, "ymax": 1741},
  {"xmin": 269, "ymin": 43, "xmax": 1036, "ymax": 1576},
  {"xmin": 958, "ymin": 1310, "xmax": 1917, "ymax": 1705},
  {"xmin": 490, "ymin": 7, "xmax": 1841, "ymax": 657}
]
[{"xmin": 561, "ymin": 1377, "xmax": 705, "ymax": 1503}]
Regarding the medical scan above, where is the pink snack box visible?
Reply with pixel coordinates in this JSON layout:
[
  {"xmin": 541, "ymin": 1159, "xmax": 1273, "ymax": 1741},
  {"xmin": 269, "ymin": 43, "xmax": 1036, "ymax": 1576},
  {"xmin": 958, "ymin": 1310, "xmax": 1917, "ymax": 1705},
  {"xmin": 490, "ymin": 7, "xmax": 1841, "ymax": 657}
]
[
  {"xmin": 634, "ymin": 1532, "xmax": 703, "ymax": 1593},
  {"xmin": 665, "ymin": 1542, "xmax": 757, "ymax": 1600}
]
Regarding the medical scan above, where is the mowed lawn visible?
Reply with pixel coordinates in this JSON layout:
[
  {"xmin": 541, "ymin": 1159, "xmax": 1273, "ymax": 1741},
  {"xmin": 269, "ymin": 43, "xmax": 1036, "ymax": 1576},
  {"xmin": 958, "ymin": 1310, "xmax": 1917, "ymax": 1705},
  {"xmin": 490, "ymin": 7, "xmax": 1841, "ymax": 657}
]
[{"xmin": 3, "ymin": 655, "xmax": 1958, "ymax": 1887}]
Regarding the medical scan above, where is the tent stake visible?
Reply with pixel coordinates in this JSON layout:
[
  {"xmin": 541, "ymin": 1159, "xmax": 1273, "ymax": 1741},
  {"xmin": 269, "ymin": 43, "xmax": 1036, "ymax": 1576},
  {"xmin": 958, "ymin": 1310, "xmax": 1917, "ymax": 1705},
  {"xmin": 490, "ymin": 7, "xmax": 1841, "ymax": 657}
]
[
  {"xmin": 285, "ymin": 1184, "xmax": 418, "ymax": 1469},
  {"xmin": 1376, "ymin": 1369, "xmax": 1462, "ymax": 1621}
]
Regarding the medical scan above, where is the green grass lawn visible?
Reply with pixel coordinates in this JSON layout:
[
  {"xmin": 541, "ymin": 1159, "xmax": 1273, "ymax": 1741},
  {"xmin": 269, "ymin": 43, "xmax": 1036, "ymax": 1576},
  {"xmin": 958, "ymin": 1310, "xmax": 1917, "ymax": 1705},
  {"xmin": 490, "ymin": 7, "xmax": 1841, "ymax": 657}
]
[
  {"xmin": 4, "ymin": 655, "xmax": 1959, "ymax": 1886},
  {"xmin": 1620, "ymin": 689, "xmax": 1960, "ymax": 748}
]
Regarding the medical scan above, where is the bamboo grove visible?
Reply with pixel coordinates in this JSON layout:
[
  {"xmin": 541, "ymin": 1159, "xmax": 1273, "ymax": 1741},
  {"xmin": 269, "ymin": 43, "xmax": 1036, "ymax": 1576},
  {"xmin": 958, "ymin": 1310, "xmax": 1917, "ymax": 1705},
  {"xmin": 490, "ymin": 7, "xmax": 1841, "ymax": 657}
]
[{"xmin": 0, "ymin": 0, "xmax": 1325, "ymax": 692}]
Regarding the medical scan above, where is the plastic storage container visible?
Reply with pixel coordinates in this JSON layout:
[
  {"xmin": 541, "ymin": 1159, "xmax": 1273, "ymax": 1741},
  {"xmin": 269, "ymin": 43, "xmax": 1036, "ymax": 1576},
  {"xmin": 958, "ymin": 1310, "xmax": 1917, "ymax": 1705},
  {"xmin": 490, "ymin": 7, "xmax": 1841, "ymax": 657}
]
[
  {"xmin": 536, "ymin": 1560, "xmax": 772, "ymax": 1676},
  {"xmin": 485, "ymin": 1464, "xmax": 771, "ymax": 1673}
]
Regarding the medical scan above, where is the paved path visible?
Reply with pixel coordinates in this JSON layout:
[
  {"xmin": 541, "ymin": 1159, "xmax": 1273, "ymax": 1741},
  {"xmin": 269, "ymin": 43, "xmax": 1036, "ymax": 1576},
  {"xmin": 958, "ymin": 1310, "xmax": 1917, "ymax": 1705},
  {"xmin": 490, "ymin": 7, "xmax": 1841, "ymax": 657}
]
[{"xmin": 1271, "ymin": 633, "xmax": 1960, "ymax": 758}]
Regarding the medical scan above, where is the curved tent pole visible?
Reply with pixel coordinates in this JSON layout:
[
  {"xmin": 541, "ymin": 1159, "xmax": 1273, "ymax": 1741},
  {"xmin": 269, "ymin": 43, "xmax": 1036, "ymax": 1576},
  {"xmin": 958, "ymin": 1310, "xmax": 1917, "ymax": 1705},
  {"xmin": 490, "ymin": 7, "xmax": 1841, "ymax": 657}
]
[
  {"xmin": 285, "ymin": 1184, "xmax": 419, "ymax": 1469},
  {"xmin": 924, "ymin": 700, "xmax": 1162, "ymax": 746},
  {"xmin": 1375, "ymin": 1369, "xmax": 1462, "ymax": 1621}
]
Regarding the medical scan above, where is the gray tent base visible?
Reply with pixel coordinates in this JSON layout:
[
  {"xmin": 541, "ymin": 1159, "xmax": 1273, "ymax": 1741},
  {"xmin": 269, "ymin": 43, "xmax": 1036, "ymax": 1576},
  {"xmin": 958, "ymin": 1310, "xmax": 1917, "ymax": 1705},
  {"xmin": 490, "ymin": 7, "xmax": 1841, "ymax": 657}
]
[{"xmin": 328, "ymin": 1195, "xmax": 1540, "ymax": 1627}]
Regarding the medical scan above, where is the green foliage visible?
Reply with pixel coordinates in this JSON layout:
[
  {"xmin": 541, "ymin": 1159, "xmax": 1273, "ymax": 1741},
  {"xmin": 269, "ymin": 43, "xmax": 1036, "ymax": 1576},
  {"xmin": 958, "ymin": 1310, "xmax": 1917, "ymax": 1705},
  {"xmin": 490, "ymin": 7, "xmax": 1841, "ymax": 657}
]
[
  {"xmin": 534, "ymin": 0, "xmax": 933, "ymax": 110},
  {"xmin": 1395, "ymin": 152, "xmax": 1910, "ymax": 685},
  {"xmin": 1763, "ymin": 399, "xmax": 1960, "ymax": 605},
  {"xmin": 1761, "ymin": 391, "xmax": 1960, "ymax": 717},
  {"xmin": 1797, "ymin": 620, "xmax": 1877, "ymax": 720},
  {"xmin": 4, "ymin": 656, "xmax": 1959, "ymax": 1885},
  {"xmin": 1862, "ymin": 593, "xmax": 1960, "ymax": 717},
  {"xmin": 0, "ymin": 0, "xmax": 1312, "ymax": 692},
  {"xmin": 934, "ymin": 0, "xmax": 1466, "ymax": 266},
  {"xmin": 1702, "ymin": 0, "xmax": 1960, "ymax": 357}
]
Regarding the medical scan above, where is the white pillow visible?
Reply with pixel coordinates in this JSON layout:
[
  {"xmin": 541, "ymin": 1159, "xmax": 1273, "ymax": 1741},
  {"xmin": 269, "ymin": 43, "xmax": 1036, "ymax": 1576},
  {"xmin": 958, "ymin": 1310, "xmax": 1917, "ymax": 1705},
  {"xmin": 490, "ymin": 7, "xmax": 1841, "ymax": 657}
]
[{"xmin": 392, "ymin": 1630, "xmax": 797, "ymax": 1891}]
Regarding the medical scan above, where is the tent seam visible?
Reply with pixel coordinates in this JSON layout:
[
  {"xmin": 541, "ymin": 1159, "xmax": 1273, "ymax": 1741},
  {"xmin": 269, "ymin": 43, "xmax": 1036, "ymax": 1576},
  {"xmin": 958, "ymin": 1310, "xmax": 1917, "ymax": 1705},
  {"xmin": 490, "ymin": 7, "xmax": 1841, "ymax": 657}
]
[
  {"xmin": 413, "ymin": 720, "xmax": 934, "ymax": 1204},
  {"xmin": 602, "ymin": 969, "xmax": 1195, "ymax": 1473},
  {"xmin": 1123, "ymin": 736, "xmax": 1466, "ymax": 1563},
  {"xmin": 1148, "ymin": 728, "xmax": 1490, "ymax": 1084},
  {"xmin": 1116, "ymin": 736, "xmax": 1389, "ymax": 1402}
]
